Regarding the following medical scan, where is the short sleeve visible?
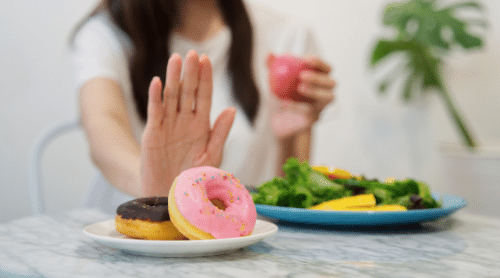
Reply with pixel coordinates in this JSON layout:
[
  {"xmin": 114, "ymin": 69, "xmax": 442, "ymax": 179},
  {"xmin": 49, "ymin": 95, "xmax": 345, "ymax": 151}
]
[
  {"xmin": 70, "ymin": 15, "xmax": 130, "ymax": 91},
  {"xmin": 249, "ymin": 0, "xmax": 323, "ymax": 60},
  {"xmin": 291, "ymin": 25, "xmax": 322, "ymax": 58}
]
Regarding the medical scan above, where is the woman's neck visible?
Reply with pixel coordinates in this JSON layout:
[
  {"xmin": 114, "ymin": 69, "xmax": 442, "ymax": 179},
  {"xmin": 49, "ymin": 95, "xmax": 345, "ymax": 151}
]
[{"xmin": 175, "ymin": 0, "xmax": 225, "ymax": 42}]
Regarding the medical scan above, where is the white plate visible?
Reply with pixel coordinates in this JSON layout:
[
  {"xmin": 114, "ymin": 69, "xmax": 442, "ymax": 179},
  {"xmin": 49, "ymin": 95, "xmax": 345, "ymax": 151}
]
[{"xmin": 83, "ymin": 219, "xmax": 278, "ymax": 257}]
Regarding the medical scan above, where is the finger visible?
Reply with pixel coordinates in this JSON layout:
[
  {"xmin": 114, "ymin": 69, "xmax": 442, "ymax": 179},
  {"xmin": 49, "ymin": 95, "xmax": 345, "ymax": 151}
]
[
  {"xmin": 179, "ymin": 50, "xmax": 200, "ymax": 114},
  {"xmin": 300, "ymin": 71, "xmax": 336, "ymax": 90},
  {"xmin": 266, "ymin": 53, "xmax": 275, "ymax": 68},
  {"xmin": 196, "ymin": 54, "xmax": 213, "ymax": 119},
  {"xmin": 147, "ymin": 76, "xmax": 164, "ymax": 128},
  {"xmin": 204, "ymin": 107, "xmax": 236, "ymax": 162},
  {"xmin": 303, "ymin": 56, "xmax": 332, "ymax": 73},
  {"xmin": 164, "ymin": 53, "xmax": 183, "ymax": 118},
  {"xmin": 298, "ymin": 84, "xmax": 335, "ymax": 105}
]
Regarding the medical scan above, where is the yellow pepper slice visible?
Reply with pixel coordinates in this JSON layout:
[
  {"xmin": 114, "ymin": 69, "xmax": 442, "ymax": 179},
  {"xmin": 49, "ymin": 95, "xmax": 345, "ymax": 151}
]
[
  {"xmin": 309, "ymin": 194, "xmax": 376, "ymax": 210},
  {"xmin": 342, "ymin": 205, "xmax": 407, "ymax": 211},
  {"xmin": 312, "ymin": 165, "xmax": 331, "ymax": 176},
  {"xmin": 331, "ymin": 168, "xmax": 352, "ymax": 179},
  {"xmin": 312, "ymin": 166, "xmax": 353, "ymax": 179}
]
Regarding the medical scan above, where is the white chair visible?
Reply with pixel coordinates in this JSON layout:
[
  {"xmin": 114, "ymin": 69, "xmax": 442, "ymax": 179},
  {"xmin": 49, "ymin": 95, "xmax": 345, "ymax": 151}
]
[{"xmin": 27, "ymin": 119, "xmax": 92, "ymax": 216}]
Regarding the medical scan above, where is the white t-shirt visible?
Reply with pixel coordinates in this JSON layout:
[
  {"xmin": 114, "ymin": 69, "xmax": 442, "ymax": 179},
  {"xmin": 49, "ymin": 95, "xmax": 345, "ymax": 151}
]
[{"xmin": 71, "ymin": 0, "xmax": 321, "ymax": 214}]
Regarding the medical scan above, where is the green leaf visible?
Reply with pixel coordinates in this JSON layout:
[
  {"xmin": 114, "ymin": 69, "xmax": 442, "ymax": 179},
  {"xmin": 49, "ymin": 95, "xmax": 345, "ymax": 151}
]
[
  {"xmin": 452, "ymin": 27, "xmax": 483, "ymax": 49},
  {"xmin": 371, "ymin": 40, "xmax": 412, "ymax": 66},
  {"xmin": 395, "ymin": 195, "xmax": 413, "ymax": 208},
  {"xmin": 366, "ymin": 188, "xmax": 393, "ymax": 205},
  {"xmin": 417, "ymin": 181, "xmax": 441, "ymax": 208},
  {"xmin": 444, "ymin": 2, "xmax": 483, "ymax": 11},
  {"xmin": 380, "ymin": 0, "xmax": 485, "ymax": 51}
]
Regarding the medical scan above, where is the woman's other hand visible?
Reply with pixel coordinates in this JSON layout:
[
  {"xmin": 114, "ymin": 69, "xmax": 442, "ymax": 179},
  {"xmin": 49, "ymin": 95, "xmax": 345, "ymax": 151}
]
[
  {"xmin": 298, "ymin": 56, "xmax": 335, "ymax": 122},
  {"xmin": 140, "ymin": 50, "xmax": 236, "ymax": 196},
  {"xmin": 271, "ymin": 56, "xmax": 335, "ymax": 138}
]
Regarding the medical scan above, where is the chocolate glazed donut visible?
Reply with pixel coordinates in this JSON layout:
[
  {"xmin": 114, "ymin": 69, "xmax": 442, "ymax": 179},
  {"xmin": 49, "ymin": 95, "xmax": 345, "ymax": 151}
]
[
  {"xmin": 115, "ymin": 197, "xmax": 186, "ymax": 240},
  {"xmin": 117, "ymin": 197, "xmax": 171, "ymax": 221}
]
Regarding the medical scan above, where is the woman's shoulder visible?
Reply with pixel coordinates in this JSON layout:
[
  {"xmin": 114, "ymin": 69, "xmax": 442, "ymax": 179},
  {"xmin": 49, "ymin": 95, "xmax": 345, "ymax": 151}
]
[
  {"xmin": 74, "ymin": 13, "xmax": 113, "ymax": 40},
  {"xmin": 73, "ymin": 13, "xmax": 132, "ymax": 52}
]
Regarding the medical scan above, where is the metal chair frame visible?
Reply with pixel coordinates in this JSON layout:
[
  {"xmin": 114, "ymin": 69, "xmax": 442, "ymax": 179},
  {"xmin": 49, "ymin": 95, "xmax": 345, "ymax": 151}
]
[{"xmin": 27, "ymin": 119, "xmax": 81, "ymax": 216}]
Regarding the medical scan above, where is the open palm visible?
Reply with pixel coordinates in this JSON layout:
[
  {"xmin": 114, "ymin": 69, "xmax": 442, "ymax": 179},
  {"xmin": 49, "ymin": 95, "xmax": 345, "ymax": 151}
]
[{"xmin": 140, "ymin": 50, "xmax": 236, "ymax": 196}]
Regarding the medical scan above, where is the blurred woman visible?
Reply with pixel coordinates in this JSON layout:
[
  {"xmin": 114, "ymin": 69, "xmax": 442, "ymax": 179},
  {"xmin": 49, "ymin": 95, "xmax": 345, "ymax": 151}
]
[{"xmin": 71, "ymin": 0, "xmax": 335, "ymax": 214}]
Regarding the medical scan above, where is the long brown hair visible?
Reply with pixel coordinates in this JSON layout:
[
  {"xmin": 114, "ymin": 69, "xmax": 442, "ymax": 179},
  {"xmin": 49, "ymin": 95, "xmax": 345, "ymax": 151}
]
[{"xmin": 74, "ymin": 0, "xmax": 259, "ymax": 124}]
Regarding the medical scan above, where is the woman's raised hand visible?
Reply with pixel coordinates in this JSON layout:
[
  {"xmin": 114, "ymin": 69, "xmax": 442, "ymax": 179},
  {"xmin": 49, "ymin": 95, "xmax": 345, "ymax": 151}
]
[{"xmin": 139, "ymin": 50, "xmax": 236, "ymax": 196}]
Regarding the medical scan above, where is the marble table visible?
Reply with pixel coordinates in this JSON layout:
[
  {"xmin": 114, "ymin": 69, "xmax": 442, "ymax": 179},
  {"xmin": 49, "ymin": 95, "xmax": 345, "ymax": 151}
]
[{"xmin": 1, "ymin": 209, "xmax": 500, "ymax": 278}]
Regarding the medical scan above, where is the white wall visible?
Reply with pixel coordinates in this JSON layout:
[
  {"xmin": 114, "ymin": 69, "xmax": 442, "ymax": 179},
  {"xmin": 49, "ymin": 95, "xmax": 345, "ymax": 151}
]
[
  {"xmin": 0, "ymin": 0, "xmax": 100, "ymax": 222},
  {"xmin": 1, "ymin": 0, "xmax": 499, "ymax": 222}
]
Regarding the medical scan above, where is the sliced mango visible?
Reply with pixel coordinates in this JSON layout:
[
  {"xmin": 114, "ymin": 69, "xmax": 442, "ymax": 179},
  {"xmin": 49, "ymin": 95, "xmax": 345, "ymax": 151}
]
[
  {"xmin": 330, "ymin": 168, "xmax": 352, "ymax": 179},
  {"xmin": 309, "ymin": 194, "xmax": 376, "ymax": 210},
  {"xmin": 312, "ymin": 165, "xmax": 331, "ymax": 176},
  {"xmin": 342, "ymin": 205, "xmax": 407, "ymax": 211},
  {"xmin": 312, "ymin": 166, "xmax": 353, "ymax": 180}
]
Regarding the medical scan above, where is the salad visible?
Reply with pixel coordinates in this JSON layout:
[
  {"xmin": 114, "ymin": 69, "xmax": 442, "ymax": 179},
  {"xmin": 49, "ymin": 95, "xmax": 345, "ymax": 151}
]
[{"xmin": 252, "ymin": 158, "xmax": 441, "ymax": 210}]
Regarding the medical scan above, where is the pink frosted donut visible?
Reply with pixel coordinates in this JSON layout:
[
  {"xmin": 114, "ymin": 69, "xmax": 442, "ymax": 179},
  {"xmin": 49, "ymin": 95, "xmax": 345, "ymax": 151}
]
[{"xmin": 168, "ymin": 166, "xmax": 257, "ymax": 240}]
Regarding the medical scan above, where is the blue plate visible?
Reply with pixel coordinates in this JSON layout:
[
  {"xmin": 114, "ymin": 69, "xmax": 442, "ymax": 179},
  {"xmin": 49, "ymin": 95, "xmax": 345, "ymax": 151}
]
[{"xmin": 255, "ymin": 193, "xmax": 467, "ymax": 227}]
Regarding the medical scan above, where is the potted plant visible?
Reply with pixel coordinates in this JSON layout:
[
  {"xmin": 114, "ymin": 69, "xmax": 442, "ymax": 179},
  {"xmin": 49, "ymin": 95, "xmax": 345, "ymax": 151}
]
[
  {"xmin": 370, "ymin": 0, "xmax": 486, "ymax": 149},
  {"xmin": 370, "ymin": 0, "xmax": 500, "ymax": 217}
]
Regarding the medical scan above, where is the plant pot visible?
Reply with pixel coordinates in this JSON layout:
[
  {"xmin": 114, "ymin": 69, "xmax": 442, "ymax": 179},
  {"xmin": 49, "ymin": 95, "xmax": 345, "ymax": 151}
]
[{"xmin": 438, "ymin": 142, "xmax": 500, "ymax": 218}]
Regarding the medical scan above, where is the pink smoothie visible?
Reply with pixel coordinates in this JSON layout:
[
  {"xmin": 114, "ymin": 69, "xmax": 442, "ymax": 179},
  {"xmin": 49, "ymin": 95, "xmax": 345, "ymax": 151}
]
[{"xmin": 268, "ymin": 54, "xmax": 313, "ymax": 102}]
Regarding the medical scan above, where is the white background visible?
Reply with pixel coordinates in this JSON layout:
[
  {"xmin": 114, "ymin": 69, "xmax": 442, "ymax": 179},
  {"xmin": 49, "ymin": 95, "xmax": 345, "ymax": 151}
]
[{"xmin": 1, "ymin": 0, "xmax": 499, "ymax": 222}]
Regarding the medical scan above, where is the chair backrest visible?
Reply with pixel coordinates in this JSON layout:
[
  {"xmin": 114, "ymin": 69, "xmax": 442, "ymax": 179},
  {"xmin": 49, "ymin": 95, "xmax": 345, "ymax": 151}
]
[{"xmin": 27, "ymin": 119, "xmax": 90, "ymax": 216}]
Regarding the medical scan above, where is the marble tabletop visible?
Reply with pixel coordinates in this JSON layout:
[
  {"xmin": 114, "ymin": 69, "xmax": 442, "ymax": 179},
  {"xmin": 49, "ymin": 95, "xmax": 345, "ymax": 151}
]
[{"xmin": 1, "ymin": 209, "xmax": 500, "ymax": 278}]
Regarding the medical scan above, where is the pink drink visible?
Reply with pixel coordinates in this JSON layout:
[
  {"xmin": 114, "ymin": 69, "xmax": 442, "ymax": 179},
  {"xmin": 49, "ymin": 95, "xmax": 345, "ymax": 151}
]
[{"xmin": 267, "ymin": 54, "xmax": 313, "ymax": 102}]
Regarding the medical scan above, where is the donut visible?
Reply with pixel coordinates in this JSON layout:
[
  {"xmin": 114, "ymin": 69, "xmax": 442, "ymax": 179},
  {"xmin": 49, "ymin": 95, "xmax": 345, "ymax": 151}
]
[
  {"xmin": 168, "ymin": 166, "xmax": 257, "ymax": 240},
  {"xmin": 115, "ymin": 197, "xmax": 186, "ymax": 240}
]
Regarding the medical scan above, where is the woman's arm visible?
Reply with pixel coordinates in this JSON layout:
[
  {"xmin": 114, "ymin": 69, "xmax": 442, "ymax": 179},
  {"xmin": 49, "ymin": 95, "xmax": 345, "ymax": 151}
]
[
  {"xmin": 274, "ymin": 56, "xmax": 335, "ymax": 176},
  {"xmin": 79, "ymin": 77, "xmax": 142, "ymax": 197},
  {"xmin": 275, "ymin": 128, "xmax": 311, "ymax": 177},
  {"xmin": 80, "ymin": 51, "xmax": 236, "ymax": 198}
]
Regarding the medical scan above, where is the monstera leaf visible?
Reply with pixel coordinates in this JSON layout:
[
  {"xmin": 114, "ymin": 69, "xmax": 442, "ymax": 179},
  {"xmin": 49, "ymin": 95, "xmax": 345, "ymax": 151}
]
[
  {"xmin": 381, "ymin": 0, "xmax": 484, "ymax": 49},
  {"xmin": 371, "ymin": 0, "xmax": 487, "ymax": 148}
]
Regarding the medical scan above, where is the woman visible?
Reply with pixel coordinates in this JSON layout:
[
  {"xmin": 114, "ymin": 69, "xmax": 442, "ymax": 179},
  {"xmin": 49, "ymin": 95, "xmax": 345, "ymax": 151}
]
[{"xmin": 71, "ymin": 0, "xmax": 335, "ymax": 214}]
